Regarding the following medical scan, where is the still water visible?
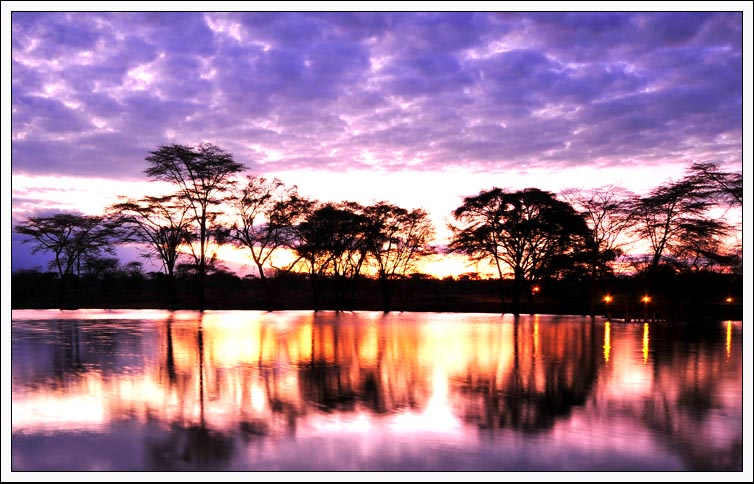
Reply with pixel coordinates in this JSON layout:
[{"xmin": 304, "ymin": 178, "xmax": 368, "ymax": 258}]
[{"xmin": 11, "ymin": 309, "xmax": 744, "ymax": 472}]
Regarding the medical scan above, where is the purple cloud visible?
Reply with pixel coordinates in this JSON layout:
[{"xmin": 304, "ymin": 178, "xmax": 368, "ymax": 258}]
[{"xmin": 10, "ymin": 11, "xmax": 742, "ymax": 182}]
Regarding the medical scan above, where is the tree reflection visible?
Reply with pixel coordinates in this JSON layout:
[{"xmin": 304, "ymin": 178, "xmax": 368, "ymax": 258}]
[
  {"xmin": 637, "ymin": 322, "xmax": 743, "ymax": 471},
  {"xmin": 11, "ymin": 312, "xmax": 742, "ymax": 471},
  {"xmin": 300, "ymin": 322, "xmax": 358, "ymax": 411},
  {"xmin": 462, "ymin": 317, "xmax": 600, "ymax": 433},
  {"xmin": 146, "ymin": 313, "xmax": 236, "ymax": 471},
  {"xmin": 52, "ymin": 320, "xmax": 85, "ymax": 386},
  {"xmin": 49, "ymin": 319, "xmax": 145, "ymax": 385},
  {"xmin": 163, "ymin": 316, "xmax": 177, "ymax": 385},
  {"xmin": 297, "ymin": 317, "xmax": 427, "ymax": 415}
]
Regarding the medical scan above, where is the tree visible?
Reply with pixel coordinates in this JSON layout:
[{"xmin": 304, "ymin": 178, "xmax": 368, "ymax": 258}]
[
  {"xmin": 684, "ymin": 162, "xmax": 743, "ymax": 274},
  {"xmin": 229, "ymin": 175, "xmax": 310, "ymax": 305},
  {"xmin": 667, "ymin": 219, "xmax": 740, "ymax": 273},
  {"xmin": 145, "ymin": 143, "xmax": 245, "ymax": 309},
  {"xmin": 449, "ymin": 188, "xmax": 590, "ymax": 315},
  {"xmin": 685, "ymin": 162, "xmax": 742, "ymax": 207},
  {"xmin": 364, "ymin": 202, "xmax": 435, "ymax": 312},
  {"xmin": 292, "ymin": 202, "xmax": 371, "ymax": 311},
  {"xmin": 81, "ymin": 255, "xmax": 120, "ymax": 280},
  {"xmin": 630, "ymin": 173, "xmax": 732, "ymax": 275},
  {"xmin": 561, "ymin": 186, "xmax": 635, "ymax": 314},
  {"xmin": 15, "ymin": 213, "xmax": 120, "ymax": 307},
  {"xmin": 109, "ymin": 195, "xmax": 192, "ymax": 304}
]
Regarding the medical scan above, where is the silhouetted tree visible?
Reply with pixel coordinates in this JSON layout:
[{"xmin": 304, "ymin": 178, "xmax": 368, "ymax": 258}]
[
  {"xmin": 109, "ymin": 195, "xmax": 192, "ymax": 304},
  {"xmin": 15, "ymin": 213, "xmax": 120, "ymax": 307},
  {"xmin": 685, "ymin": 162, "xmax": 742, "ymax": 206},
  {"xmin": 630, "ymin": 171, "xmax": 732, "ymax": 275},
  {"xmin": 684, "ymin": 162, "xmax": 743, "ymax": 274},
  {"xmin": 229, "ymin": 175, "xmax": 311, "ymax": 305},
  {"xmin": 561, "ymin": 185, "xmax": 635, "ymax": 314},
  {"xmin": 82, "ymin": 255, "xmax": 120, "ymax": 280},
  {"xmin": 449, "ymin": 188, "xmax": 590, "ymax": 315},
  {"xmin": 668, "ymin": 219, "xmax": 740, "ymax": 273},
  {"xmin": 144, "ymin": 143, "xmax": 244, "ymax": 309},
  {"xmin": 124, "ymin": 260, "xmax": 145, "ymax": 278},
  {"xmin": 293, "ymin": 202, "xmax": 371, "ymax": 310},
  {"xmin": 364, "ymin": 202, "xmax": 435, "ymax": 312}
]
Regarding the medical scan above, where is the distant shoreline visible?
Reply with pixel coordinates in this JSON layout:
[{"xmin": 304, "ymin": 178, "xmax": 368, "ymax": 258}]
[
  {"xmin": 10, "ymin": 302, "xmax": 743, "ymax": 322},
  {"xmin": 12, "ymin": 268, "xmax": 743, "ymax": 322}
]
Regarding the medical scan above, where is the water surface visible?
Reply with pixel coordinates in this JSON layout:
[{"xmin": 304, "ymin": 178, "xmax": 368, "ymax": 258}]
[{"xmin": 11, "ymin": 310, "xmax": 744, "ymax": 472}]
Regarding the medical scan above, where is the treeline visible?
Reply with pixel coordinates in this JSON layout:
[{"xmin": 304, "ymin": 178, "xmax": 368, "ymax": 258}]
[
  {"xmin": 13, "ymin": 143, "xmax": 743, "ymax": 316},
  {"xmin": 11, "ymin": 261, "xmax": 742, "ymax": 321}
]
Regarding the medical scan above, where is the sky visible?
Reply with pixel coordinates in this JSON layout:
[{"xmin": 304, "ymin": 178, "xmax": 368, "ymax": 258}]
[{"xmin": 3, "ymin": 3, "xmax": 750, "ymax": 278}]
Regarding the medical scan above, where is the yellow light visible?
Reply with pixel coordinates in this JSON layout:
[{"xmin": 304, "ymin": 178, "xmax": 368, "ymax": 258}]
[
  {"xmin": 603, "ymin": 322, "xmax": 611, "ymax": 363},
  {"xmin": 726, "ymin": 320, "xmax": 732, "ymax": 360},
  {"xmin": 725, "ymin": 297, "xmax": 733, "ymax": 303},
  {"xmin": 643, "ymin": 323, "xmax": 649, "ymax": 363},
  {"xmin": 642, "ymin": 295, "xmax": 651, "ymax": 304},
  {"xmin": 532, "ymin": 286, "xmax": 540, "ymax": 294},
  {"xmin": 603, "ymin": 295, "xmax": 613, "ymax": 303}
]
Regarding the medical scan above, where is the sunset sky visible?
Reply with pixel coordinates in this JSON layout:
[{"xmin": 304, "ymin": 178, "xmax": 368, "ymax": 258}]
[{"xmin": 3, "ymin": 4, "xmax": 749, "ymax": 277}]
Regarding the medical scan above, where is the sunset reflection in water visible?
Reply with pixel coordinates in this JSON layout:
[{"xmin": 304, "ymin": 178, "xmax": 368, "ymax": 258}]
[{"xmin": 11, "ymin": 310, "xmax": 744, "ymax": 472}]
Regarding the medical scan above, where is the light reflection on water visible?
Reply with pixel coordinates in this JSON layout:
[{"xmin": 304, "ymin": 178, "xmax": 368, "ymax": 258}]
[{"xmin": 11, "ymin": 310, "xmax": 744, "ymax": 472}]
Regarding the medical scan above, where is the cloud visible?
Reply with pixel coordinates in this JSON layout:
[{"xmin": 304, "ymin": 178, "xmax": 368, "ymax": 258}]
[{"xmin": 9, "ymin": 11, "xmax": 742, "ymax": 187}]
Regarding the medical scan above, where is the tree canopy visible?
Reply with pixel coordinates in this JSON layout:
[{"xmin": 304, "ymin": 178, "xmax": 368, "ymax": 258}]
[
  {"xmin": 145, "ymin": 143, "xmax": 245, "ymax": 308},
  {"xmin": 14, "ymin": 143, "xmax": 743, "ymax": 315},
  {"xmin": 449, "ymin": 187, "xmax": 591, "ymax": 314},
  {"xmin": 15, "ymin": 213, "xmax": 121, "ymax": 306}
]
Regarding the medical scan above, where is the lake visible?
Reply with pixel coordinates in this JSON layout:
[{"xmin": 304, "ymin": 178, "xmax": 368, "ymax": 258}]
[{"xmin": 10, "ymin": 309, "xmax": 744, "ymax": 473}]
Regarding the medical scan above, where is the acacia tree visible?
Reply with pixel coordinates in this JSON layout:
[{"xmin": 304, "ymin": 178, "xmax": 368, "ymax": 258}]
[
  {"xmin": 668, "ymin": 219, "xmax": 740, "ymax": 273},
  {"xmin": 109, "ymin": 195, "xmax": 192, "ymax": 304},
  {"xmin": 686, "ymin": 162, "xmax": 743, "ymax": 206},
  {"xmin": 561, "ymin": 186, "xmax": 635, "ymax": 314},
  {"xmin": 292, "ymin": 202, "xmax": 371, "ymax": 311},
  {"xmin": 229, "ymin": 175, "xmax": 311, "ymax": 305},
  {"xmin": 449, "ymin": 187, "xmax": 590, "ymax": 315},
  {"xmin": 630, "ymin": 174, "xmax": 731, "ymax": 275},
  {"xmin": 15, "ymin": 213, "xmax": 120, "ymax": 306},
  {"xmin": 561, "ymin": 186, "xmax": 635, "ymax": 275},
  {"xmin": 364, "ymin": 202, "xmax": 435, "ymax": 312},
  {"xmin": 685, "ymin": 162, "xmax": 743, "ymax": 272},
  {"xmin": 144, "ymin": 143, "xmax": 244, "ymax": 309},
  {"xmin": 291, "ymin": 201, "xmax": 329, "ymax": 311}
]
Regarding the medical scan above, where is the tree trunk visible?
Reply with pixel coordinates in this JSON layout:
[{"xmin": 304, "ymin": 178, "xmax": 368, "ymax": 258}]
[
  {"xmin": 310, "ymin": 272, "xmax": 320, "ymax": 312},
  {"xmin": 256, "ymin": 262, "xmax": 276, "ymax": 310},
  {"xmin": 512, "ymin": 270, "xmax": 523, "ymax": 316},
  {"xmin": 199, "ymin": 215, "xmax": 207, "ymax": 310},
  {"xmin": 497, "ymin": 278, "xmax": 506, "ymax": 314},
  {"xmin": 166, "ymin": 265, "xmax": 178, "ymax": 307},
  {"xmin": 57, "ymin": 276, "xmax": 66, "ymax": 309},
  {"xmin": 380, "ymin": 275, "xmax": 393, "ymax": 313}
]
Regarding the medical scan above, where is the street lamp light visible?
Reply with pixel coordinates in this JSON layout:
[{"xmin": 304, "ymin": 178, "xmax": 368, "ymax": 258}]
[
  {"xmin": 603, "ymin": 295, "xmax": 613, "ymax": 304},
  {"xmin": 641, "ymin": 295, "xmax": 652, "ymax": 322}
]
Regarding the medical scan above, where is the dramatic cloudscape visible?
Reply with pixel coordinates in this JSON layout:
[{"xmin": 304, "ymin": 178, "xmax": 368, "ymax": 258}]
[{"xmin": 6, "ymin": 9, "xmax": 745, "ymax": 275}]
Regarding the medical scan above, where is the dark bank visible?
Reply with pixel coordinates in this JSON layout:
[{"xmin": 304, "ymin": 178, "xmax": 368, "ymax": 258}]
[{"xmin": 11, "ymin": 264, "xmax": 743, "ymax": 321}]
